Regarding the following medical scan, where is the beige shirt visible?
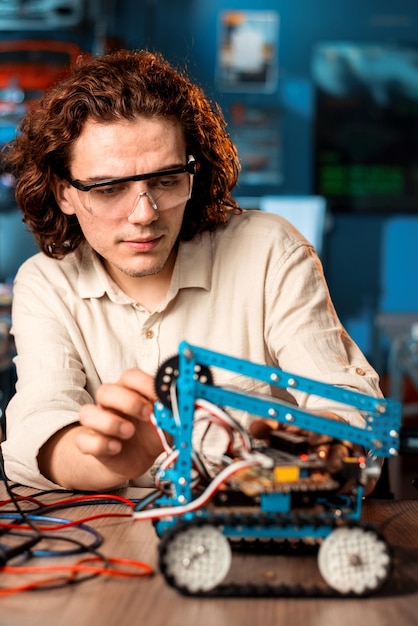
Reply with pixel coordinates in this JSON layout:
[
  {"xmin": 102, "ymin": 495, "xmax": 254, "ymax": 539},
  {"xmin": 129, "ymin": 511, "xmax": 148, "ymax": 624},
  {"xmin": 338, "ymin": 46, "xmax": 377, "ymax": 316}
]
[{"xmin": 2, "ymin": 210, "xmax": 381, "ymax": 488}]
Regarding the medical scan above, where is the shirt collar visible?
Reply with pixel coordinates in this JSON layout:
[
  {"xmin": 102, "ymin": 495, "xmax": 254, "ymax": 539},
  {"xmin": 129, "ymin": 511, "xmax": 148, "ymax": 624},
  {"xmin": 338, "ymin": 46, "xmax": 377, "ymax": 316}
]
[{"xmin": 77, "ymin": 232, "xmax": 213, "ymax": 303}]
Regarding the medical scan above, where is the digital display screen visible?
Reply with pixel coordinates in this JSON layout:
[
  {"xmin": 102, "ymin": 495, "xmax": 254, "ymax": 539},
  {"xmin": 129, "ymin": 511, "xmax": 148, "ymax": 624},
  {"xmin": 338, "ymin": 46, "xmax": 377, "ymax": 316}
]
[{"xmin": 312, "ymin": 42, "xmax": 418, "ymax": 213}]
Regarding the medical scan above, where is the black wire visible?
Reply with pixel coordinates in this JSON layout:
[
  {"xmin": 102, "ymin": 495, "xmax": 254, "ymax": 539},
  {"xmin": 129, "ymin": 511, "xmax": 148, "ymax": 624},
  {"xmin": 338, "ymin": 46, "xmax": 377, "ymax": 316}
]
[
  {"xmin": 0, "ymin": 513, "xmax": 104, "ymax": 557},
  {"xmin": 0, "ymin": 450, "xmax": 40, "ymax": 530},
  {"xmin": 7, "ymin": 483, "xmax": 142, "ymax": 507},
  {"xmin": 0, "ymin": 447, "xmax": 43, "ymax": 564},
  {"xmin": 32, "ymin": 497, "xmax": 135, "ymax": 518},
  {"xmin": 0, "ymin": 452, "xmax": 152, "ymax": 591},
  {"xmin": 0, "ymin": 449, "xmax": 108, "ymax": 577},
  {"xmin": 4, "ymin": 483, "xmax": 71, "ymax": 497}
]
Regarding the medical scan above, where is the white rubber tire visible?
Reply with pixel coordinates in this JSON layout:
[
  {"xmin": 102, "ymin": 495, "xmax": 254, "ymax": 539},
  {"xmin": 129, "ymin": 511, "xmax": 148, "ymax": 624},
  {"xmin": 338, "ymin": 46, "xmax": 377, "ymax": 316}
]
[
  {"xmin": 163, "ymin": 524, "xmax": 232, "ymax": 592},
  {"xmin": 318, "ymin": 526, "xmax": 390, "ymax": 595}
]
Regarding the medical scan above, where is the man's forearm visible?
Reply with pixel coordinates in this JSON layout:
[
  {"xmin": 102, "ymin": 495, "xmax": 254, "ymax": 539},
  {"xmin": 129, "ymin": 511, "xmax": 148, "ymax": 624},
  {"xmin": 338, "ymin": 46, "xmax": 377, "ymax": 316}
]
[{"xmin": 37, "ymin": 424, "xmax": 134, "ymax": 491}]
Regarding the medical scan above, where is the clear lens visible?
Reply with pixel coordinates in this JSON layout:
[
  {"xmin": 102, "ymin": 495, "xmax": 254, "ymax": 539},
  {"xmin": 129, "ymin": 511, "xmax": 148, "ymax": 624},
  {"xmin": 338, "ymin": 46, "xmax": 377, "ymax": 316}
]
[{"xmin": 77, "ymin": 170, "xmax": 192, "ymax": 216}]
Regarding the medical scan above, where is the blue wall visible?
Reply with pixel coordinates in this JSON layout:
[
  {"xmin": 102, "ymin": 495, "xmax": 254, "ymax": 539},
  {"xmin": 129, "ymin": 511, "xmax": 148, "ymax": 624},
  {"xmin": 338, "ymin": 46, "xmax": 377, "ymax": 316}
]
[{"xmin": 3, "ymin": 0, "xmax": 418, "ymax": 369}]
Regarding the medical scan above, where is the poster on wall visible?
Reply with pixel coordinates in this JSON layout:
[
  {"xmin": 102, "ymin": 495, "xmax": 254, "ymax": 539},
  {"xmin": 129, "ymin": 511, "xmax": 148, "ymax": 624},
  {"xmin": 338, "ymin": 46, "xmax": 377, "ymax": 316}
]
[
  {"xmin": 228, "ymin": 103, "xmax": 283, "ymax": 186},
  {"xmin": 216, "ymin": 10, "xmax": 279, "ymax": 93}
]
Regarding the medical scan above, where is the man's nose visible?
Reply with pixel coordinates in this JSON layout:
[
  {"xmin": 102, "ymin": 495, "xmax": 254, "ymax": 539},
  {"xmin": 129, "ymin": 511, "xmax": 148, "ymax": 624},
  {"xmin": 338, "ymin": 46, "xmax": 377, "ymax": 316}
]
[{"xmin": 128, "ymin": 191, "xmax": 159, "ymax": 223}]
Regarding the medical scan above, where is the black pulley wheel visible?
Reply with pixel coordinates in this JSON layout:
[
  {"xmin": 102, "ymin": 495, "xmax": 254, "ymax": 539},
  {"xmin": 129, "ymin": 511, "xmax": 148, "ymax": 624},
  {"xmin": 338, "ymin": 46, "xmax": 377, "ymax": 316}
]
[{"xmin": 155, "ymin": 355, "xmax": 213, "ymax": 408}]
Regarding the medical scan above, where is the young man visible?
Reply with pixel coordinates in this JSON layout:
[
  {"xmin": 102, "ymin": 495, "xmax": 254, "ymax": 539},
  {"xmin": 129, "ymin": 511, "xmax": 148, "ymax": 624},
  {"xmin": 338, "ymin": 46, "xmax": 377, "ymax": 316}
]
[{"xmin": 1, "ymin": 49, "xmax": 382, "ymax": 492}]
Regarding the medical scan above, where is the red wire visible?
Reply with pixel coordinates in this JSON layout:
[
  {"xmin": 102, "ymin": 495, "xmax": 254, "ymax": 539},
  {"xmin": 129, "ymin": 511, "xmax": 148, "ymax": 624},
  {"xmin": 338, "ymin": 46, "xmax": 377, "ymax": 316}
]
[
  {"xmin": 0, "ymin": 575, "xmax": 71, "ymax": 596},
  {"xmin": 43, "ymin": 493, "xmax": 136, "ymax": 508},
  {"xmin": 0, "ymin": 556, "xmax": 154, "ymax": 596},
  {"xmin": 75, "ymin": 556, "xmax": 154, "ymax": 577},
  {"xmin": 0, "ymin": 495, "xmax": 46, "ymax": 508},
  {"xmin": 0, "ymin": 492, "xmax": 136, "ymax": 531},
  {"xmin": 0, "ymin": 493, "xmax": 136, "ymax": 512}
]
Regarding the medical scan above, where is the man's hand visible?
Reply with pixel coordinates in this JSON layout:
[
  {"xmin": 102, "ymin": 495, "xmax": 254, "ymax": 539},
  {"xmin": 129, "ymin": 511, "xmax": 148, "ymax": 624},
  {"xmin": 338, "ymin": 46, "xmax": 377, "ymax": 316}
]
[{"xmin": 38, "ymin": 369, "xmax": 164, "ymax": 491}]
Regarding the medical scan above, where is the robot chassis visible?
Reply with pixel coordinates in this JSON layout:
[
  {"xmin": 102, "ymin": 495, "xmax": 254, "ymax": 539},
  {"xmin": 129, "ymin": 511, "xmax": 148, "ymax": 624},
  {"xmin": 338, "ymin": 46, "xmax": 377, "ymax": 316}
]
[{"xmin": 134, "ymin": 341, "xmax": 402, "ymax": 598}]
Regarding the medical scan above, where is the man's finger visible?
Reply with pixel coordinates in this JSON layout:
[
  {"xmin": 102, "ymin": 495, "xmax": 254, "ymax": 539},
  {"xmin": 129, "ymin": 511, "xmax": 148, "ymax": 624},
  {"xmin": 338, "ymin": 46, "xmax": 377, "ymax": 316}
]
[{"xmin": 248, "ymin": 418, "xmax": 279, "ymax": 439}]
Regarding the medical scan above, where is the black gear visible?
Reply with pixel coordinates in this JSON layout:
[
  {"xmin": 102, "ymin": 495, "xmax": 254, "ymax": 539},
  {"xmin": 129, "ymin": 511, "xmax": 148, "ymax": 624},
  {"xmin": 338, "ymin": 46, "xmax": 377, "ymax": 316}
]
[{"xmin": 155, "ymin": 355, "xmax": 213, "ymax": 408}]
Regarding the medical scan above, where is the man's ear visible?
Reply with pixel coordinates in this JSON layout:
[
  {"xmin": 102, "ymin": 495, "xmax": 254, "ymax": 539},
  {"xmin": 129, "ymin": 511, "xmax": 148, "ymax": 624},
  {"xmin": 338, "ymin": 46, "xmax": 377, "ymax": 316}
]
[{"xmin": 53, "ymin": 176, "xmax": 76, "ymax": 216}]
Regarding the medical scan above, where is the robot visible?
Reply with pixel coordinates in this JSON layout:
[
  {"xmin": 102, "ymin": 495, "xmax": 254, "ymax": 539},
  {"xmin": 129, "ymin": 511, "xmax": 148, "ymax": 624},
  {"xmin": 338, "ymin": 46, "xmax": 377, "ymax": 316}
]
[{"xmin": 132, "ymin": 341, "xmax": 402, "ymax": 597}]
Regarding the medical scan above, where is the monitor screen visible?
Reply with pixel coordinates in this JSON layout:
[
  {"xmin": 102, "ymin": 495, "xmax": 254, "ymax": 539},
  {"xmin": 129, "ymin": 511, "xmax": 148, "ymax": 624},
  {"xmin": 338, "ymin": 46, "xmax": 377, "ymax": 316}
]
[{"xmin": 312, "ymin": 42, "xmax": 418, "ymax": 214}]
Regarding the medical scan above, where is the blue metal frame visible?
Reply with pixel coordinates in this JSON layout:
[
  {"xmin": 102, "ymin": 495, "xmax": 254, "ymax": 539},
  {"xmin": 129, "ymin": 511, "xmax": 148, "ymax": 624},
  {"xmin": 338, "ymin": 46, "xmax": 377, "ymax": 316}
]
[{"xmin": 152, "ymin": 341, "xmax": 402, "ymax": 536}]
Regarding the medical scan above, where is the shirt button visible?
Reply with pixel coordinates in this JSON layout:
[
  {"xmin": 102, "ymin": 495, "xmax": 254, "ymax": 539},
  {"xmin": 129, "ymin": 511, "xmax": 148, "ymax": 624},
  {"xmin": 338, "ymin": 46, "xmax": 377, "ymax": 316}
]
[
  {"xmin": 145, "ymin": 329, "xmax": 154, "ymax": 339},
  {"xmin": 355, "ymin": 367, "xmax": 365, "ymax": 376}
]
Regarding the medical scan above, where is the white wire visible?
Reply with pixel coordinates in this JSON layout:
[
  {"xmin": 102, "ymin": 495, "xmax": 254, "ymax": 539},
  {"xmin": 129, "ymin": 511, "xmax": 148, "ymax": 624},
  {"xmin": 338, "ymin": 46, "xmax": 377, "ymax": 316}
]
[
  {"xmin": 150, "ymin": 412, "xmax": 173, "ymax": 455},
  {"xmin": 195, "ymin": 398, "xmax": 252, "ymax": 452},
  {"xmin": 132, "ymin": 456, "xmax": 265, "ymax": 521},
  {"xmin": 148, "ymin": 392, "xmax": 260, "ymax": 511}
]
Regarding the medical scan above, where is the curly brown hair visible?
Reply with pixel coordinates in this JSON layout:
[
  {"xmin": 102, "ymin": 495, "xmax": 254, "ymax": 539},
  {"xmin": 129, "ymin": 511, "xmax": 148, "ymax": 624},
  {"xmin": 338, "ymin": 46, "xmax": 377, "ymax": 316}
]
[{"xmin": 1, "ymin": 49, "xmax": 241, "ymax": 258}]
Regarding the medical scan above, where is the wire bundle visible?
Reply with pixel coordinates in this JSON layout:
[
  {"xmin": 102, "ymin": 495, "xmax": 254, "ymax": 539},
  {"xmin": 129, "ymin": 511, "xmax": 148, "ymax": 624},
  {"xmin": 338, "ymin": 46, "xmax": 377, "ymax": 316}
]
[
  {"xmin": 0, "ymin": 477, "xmax": 154, "ymax": 596},
  {"xmin": 132, "ymin": 398, "xmax": 271, "ymax": 520}
]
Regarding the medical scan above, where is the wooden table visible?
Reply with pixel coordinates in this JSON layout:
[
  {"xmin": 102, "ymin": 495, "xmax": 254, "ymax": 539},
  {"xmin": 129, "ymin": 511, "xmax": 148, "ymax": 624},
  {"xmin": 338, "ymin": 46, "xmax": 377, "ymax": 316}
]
[{"xmin": 0, "ymin": 488, "xmax": 417, "ymax": 626}]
